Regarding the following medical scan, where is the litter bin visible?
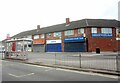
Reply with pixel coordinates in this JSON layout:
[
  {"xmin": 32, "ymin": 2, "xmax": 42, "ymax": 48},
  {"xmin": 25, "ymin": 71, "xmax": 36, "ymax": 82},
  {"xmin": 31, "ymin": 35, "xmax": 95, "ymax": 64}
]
[{"xmin": 96, "ymin": 48, "xmax": 100, "ymax": 54}]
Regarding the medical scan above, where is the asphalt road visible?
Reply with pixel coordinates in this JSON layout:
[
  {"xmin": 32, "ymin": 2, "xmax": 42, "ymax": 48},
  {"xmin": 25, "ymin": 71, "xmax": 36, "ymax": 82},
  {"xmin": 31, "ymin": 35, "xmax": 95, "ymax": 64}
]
[{"xmin": 1, "ymin": 60, "xmax": 119, "ymax": 81}]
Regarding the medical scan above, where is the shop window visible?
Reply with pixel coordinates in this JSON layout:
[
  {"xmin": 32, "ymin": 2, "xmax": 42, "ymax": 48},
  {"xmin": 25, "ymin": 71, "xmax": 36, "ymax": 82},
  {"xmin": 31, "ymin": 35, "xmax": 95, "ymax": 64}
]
[
  {"xmin": 101, "ymin": 28, "xmax": 112, "ymax": 33},
  {"xmin": 91, "ymin": 28, "xmax": 97, "ymax": 33},
  {"xmin": 54, "ymin": 32, "xmax": 61, "ymax": 37},
  {"xmin": 78, "ymin": 28, "xmax": 84, "ymax": 34},
  {"xmin": 64, "ymin": 30, "xmax": 74, "ymax": 36}
]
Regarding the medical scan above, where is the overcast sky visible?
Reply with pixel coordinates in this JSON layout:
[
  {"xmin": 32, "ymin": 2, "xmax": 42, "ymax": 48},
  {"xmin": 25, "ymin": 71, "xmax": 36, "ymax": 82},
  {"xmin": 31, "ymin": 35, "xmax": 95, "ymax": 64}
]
[{"xmin": 0, "ymin": 0, "xmax": 119, "ymax": 41}]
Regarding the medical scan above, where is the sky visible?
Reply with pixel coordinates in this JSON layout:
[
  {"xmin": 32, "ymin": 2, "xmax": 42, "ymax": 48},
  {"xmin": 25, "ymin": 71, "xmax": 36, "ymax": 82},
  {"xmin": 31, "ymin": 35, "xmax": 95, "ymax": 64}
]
[{"xmin": 0, "ymin": 0, "xmax": 119, "ymax": 41}]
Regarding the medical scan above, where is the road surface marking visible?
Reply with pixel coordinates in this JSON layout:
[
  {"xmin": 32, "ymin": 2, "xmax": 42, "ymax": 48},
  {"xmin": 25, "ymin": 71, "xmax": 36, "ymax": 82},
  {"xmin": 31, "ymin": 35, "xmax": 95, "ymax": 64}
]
[
  {"xmin": 45, "ymin": 68, "xmax": 55, "ymax": 71},
  {"xmin": 23, "ymin": 63, "xmax": 52, "ymax": 69},
  {"xmin": 8, "ymin": 73, "xmax": 34, "ymax": 78},
  {"xmin": 8, "ymin": 73, "xmax": 19, "ymax": 78}
]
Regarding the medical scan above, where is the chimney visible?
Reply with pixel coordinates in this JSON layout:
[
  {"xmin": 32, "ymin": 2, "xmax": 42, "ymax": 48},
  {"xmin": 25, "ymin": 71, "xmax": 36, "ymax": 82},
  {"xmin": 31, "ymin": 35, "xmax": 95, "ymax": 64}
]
[
  {"xmin": 66, "ymin": 18, "xmax": 70, "ymax": 25},
  {"xmin": 6, "ymin": 34, "xmax": 10, "ymax": 40},
  {"xmin": 37, "ymin": 25, "xmax": 40, "ymax": 29},
  {"xmin": 37, "ymin": 25, "xmax": 40, "ymax": 32}
]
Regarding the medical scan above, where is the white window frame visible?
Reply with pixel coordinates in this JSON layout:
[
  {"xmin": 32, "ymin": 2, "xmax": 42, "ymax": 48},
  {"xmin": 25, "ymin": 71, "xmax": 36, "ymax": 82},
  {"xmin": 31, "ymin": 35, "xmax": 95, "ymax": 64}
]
[
  {"xmin": 92, "ymin": 28, "xmax": 97, "ymax": 33},
  {"xmin": 64, "ymin": 30, "xmax": 74, "ymax": 36},
  {"xmin": 34, "ymin": 35, "xmax": 39, "ymax": 39},
  {"xmin": 54, "ymin": 32, "xmax": 61, "ymax": 37},
  {"xmin": 78, "ymin": 28, "xmax": 84, "ymax": 34},
  {"xmin": 101, "ymin": 28, "xmax": 112, "ymax": 33}
]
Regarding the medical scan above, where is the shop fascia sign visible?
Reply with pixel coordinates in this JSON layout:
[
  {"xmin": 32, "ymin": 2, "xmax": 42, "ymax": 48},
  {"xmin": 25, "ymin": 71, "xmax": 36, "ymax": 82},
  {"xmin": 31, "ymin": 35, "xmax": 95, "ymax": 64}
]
[
  {"xmin": 92, "ymin": 33, "xmax": 113, "ymax": 37},
  {"xmin": 33, "ymin": 39, "xmax": 45, "ymax": 44},
  {"xmin": 64, "ymin": 36, "xmax": 85, "ymax": 42},
  {"xmin": 46, "ymin": 40, "xmax": 62, "ymax": 44}
]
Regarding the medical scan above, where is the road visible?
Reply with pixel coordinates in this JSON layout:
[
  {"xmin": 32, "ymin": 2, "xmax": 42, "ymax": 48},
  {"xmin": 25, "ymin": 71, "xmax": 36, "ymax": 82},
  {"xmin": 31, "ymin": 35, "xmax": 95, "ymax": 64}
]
[{"xmin": 1, "ymin": 60, "xmax": 119, "ymax": 81}]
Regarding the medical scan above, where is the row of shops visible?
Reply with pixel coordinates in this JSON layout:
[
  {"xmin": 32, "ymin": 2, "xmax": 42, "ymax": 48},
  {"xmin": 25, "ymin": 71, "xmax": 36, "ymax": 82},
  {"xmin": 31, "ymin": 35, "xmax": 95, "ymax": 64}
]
[
  {"xmin": 3, "ymin": 19, "xmax": 119, "ymax": 52},
  {"xmin": 33, "ymin": 36, "xmax": 86, "ymax": 52}
]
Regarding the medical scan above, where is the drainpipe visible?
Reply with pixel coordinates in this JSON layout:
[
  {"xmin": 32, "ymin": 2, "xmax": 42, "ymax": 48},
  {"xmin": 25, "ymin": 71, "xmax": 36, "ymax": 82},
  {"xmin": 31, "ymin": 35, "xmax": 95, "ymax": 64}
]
[{"xmin": 85, "ymin": 19, "xmax": 89, "ymax": 52}]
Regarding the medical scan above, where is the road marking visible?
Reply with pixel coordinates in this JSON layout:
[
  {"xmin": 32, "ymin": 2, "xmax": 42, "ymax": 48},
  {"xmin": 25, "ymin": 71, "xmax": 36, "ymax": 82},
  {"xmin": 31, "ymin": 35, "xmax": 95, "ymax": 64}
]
[
  {"xmin": 18, "ymin": 73, "xmax": 34, "ymax": 77},
  {"xmin": 8, "ymin": 73, "xmax": 34, "ymax": 78},
  {"xmin": 45, "ymin": 68, "xmax": 54, "ymax": 71},
  {"xmin": 23, "ymin": 63, "xmax": 52, "ymax": 69},
  {"xmin": 8, "ymin": 73, "xmax": 19, "ymax": 78}
]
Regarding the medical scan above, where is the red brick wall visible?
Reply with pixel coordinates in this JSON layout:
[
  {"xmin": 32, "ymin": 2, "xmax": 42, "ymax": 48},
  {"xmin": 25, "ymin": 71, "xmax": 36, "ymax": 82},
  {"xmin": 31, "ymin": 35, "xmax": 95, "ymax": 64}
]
[
  {"xmin": 116, "ymin": 40, "xmax": 120, "ymax": 51},
  {"xmin": 87, "ymin": 27, "xmax": 117, "ymax": 52}
]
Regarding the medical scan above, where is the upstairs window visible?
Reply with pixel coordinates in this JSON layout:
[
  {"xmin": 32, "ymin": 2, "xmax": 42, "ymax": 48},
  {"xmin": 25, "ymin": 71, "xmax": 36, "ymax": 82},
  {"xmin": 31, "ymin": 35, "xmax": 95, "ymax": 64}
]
[
  {"xmin": 92, "ymin": 28, "xmax": 97, "ymax": 33},
  {"xmin": 40, "ymin": 34, "xmax": 44, "ymax": 38},
  {"xmin": 78, "ymin": 28, "xmax": 84, "ymax": 34},
  {"xmin": 64, "ymin": 30, "xmax": 74, "ymax": 36},
  {"xmin": 27, "ymin": 35, "xmax": 32, "ymax": 39},
  {"xmin": 101, "ymin": 28, "xmax": 112, "ymax": 33},
  {"xmin": 54, "ymin": 32, "xmax": 61, "ymax": 37},
  {"xmin": 116, "ymin": 28, "xmax": 120, "ymax": 34},
  {"xmin": 34, "ymin": 35, "xmax": 39, "ymax": 39},
  {"xmin": 47, "ymin": 33, "xmax": 52, "ymax": 38}
]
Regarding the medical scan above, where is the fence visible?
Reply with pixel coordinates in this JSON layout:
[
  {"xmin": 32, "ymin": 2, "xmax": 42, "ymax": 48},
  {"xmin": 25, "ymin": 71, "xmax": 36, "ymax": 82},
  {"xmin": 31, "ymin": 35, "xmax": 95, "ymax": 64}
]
[{"xmin": 26, "ymin": 52, "xmax": 119, "ymax": 72}]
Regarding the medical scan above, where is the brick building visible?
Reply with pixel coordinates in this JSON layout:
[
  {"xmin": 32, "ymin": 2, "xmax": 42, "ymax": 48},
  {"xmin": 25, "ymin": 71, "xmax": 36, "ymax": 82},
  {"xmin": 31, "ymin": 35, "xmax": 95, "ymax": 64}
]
[{"xmin": 4, "ymin": 18, "xmax": 120, "ymax": 52}]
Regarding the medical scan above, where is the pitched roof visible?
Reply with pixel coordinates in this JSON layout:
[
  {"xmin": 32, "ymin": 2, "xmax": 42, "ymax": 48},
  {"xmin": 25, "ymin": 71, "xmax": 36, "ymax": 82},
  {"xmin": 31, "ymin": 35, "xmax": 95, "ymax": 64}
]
[{"xmin": 8, "ymin": 19, "xmax": 120, "ymax": 39}]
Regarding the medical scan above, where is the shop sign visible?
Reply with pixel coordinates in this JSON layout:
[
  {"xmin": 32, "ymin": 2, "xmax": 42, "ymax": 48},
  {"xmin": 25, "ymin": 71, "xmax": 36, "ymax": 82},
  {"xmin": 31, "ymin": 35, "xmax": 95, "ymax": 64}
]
[
  {"xmin": 33, "ymin": 39, "xmax": 45, "ymax": 44},
  {"xmin": 64, "ymin": 36, "xmax": 85, "ymax": 43},
  {"xmin": 46, "ymin": 40, "xmax": 62, "ymax": 44},
  {"xmin": 92, "ymin": 33, "xmax": 113, "ymax": 37}
]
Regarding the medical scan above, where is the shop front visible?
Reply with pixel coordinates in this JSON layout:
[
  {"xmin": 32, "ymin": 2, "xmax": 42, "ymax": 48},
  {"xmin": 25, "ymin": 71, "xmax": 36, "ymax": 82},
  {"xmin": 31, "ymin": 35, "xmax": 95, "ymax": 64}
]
[
  {"xmin": 46, "ymin": 40, "xmax": 62, "ymax": 52},
  {"xmin": 64, "ymin": 36, "xmax": 86, "ymax": 52},
  {"xmin": 33, "ymin": 39, "xmax": 45, "ymax": 52}
]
